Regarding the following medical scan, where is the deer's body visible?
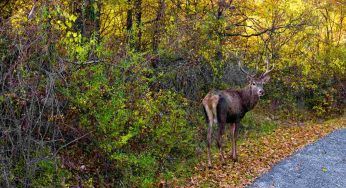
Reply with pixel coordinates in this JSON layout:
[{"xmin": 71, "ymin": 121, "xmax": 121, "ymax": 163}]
[
  {"xmin": 217, "ymin": 87, "xmax": 259, "ymax": 123},
  {"xmin": 203, "ymin": 58, "xmax": 273, "ymax": 167}
]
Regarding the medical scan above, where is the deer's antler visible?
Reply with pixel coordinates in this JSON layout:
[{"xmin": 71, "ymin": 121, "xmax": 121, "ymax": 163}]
[
  {"xmin": 238, "ymin": 58, "xmax": 256, "ymax": 78},
  {"xmin": 261, "ymin": 58, "xmax": 274, "ymax": 77}
]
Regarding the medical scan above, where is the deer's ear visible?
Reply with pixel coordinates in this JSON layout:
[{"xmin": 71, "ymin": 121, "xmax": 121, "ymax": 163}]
[{"xmin": 261, "ymin": 75, "xmax": 270, "ymax": 83}]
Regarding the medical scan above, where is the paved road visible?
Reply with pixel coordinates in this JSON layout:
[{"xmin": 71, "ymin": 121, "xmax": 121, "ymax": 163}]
[{"xmin": 250, "ymin": 128, "xmax": 346, "ymax": 188}]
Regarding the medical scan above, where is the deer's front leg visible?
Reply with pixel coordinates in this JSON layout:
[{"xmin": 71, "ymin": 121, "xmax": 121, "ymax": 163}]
[{"xmin": 230, "ymin": 123, "xmax": 238, "ymax": 162}]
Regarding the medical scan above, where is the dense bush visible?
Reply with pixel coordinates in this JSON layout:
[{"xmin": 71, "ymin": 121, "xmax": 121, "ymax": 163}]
[
  {"xmin": 62, "ymin": 53, "xmax": 201, "ymax": 186},
  {"xmin": 0, "ymin": 20, "xmax": 69, "ymax": 187}
]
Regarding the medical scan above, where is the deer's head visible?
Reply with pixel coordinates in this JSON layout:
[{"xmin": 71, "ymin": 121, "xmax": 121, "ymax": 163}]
[{"xmin": 238, "ymin": 58, "xmax": 274, "ymax": 97}]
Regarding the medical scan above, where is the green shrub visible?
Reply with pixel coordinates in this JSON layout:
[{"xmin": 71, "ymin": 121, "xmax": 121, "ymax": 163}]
[
  {"xmin": 62, "ymin": 53, "xmax": 199, "ymax": 186},
  {"xmin": 240, "ymin": 112, "xmax": 277, "ymax": 136}
]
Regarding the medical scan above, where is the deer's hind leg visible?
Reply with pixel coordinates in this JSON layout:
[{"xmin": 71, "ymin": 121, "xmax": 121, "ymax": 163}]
[
  {"xmin": 211, "ymin": 95, "xmax": 219, "ymax": 124},
  {"xmin": 203, "ymin": 104, "xmax": 214, "ymax": 168},
  {"xmin": 216, "ymin": 122, "xmax": 226, "ymax": 165}
]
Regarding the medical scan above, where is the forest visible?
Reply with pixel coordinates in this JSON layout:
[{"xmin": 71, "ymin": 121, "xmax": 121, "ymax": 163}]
[{"xmin": 0, "ymin": 0, "xmax": 345, "ymax": 187}]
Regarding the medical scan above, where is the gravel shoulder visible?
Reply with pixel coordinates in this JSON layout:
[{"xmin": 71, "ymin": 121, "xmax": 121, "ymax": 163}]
[{"xmin": 249, "ymin": 128, "xmax": 346, "ymax": 188}]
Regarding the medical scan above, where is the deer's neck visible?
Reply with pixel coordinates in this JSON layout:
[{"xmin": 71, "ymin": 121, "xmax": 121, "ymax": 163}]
[{"xmin": 239, "ymin": 86, "xmax": 259, "ymax": 112}]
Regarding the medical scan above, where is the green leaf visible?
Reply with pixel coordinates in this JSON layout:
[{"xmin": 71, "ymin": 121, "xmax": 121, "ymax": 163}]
[{"xmin": 322, "ymin": 167, "xmax": 327, "ymax": 172}]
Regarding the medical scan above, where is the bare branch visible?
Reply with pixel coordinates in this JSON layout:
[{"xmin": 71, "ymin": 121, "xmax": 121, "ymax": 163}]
[
  {"xmin": 28, "ymin": 0, "xmax": 37, "ymax": 20},
  {"xmin": 54, "ymin": 131, "xmax": 94, "ymax": 156}
]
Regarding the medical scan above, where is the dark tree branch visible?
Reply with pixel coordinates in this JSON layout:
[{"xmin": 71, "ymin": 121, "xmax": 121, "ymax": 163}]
[{"xmin": 224, "ymin": 21, "xmax": 308, "ymax": 38}]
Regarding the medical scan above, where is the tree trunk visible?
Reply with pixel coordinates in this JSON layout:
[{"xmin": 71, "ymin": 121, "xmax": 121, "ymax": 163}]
[
  {"xmin": 152, "ymin": 0, "xmax": 166, "ymax": 53},
  {"xmin": 135, "ymin": 0, "xmax": 142, "ymax": 51},
  {"xmin": 216, "ymin": 0, "xmax": 225, "ymax": 61},
  {"xmin": 94, "ymin": 1, "xmax": 101, "ymax": 43},
  {"xmin": 126, "ymin": 0, "xmax": 134, "ymax": 47}
]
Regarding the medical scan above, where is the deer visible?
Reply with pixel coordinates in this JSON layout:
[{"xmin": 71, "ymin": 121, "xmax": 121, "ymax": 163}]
[{"xmin": 202, "ymin": 57, "xmax": 274, "ymax": 168}]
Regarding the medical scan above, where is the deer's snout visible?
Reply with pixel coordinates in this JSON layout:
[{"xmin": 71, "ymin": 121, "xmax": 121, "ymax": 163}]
[{"xmin": 258, "ymin": 90, "xmax": 264, "ymax": 96}]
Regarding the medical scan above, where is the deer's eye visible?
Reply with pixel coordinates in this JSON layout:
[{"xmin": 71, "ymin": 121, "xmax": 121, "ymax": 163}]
[{"xmin": 252, "ymin": 82, "xmax": 256, "ymax": 86}]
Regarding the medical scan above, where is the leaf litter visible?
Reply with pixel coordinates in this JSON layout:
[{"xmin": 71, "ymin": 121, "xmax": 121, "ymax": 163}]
[{"xmin": 184, "ymin": 116, "xmax": 346, "ymax": 187}]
